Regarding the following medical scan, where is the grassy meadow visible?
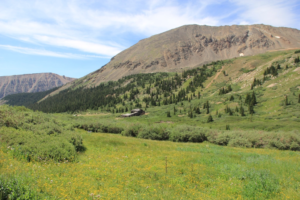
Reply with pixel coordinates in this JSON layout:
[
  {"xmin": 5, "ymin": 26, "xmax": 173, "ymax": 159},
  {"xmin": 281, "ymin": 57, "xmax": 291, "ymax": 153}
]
[{"xmin": 2, "ymin": 130, "xmax": 300, "ymax": 199}]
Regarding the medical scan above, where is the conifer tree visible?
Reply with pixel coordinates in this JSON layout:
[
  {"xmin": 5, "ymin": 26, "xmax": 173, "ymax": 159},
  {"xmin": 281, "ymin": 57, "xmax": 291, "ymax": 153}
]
[
  {"xmin": 207, "ymin": 114, "xmax": 213, "ymax": 123},
  {"xmin": 240, "ymin": 105, "xmax": 245, "ymax": 116},
  {"xmin": 230, "ymin": 95, "xmax": 234, "ymax": 101},
  {"xmin": 226, "ymin": 125, "xmax": 230, "ymax": 130},
  {"xmin": 206, "ymin": 101, "xmax": 209, "ymax": 114},
  {"xmin": 298, "ymin": 94, "xmax": 300, "ymax": 103},
  {"xmin": 251, "ymin": 92, "xmax": 257, "ymax": 105},
  {"xmin": 167, "ymin": 111, "xmax": 171, "ymax": 117},
  {"xmin": 285, "ymin": 96, "xmax": 289, "ymax": 106},
  {"xmin": 235, "ymin": 106, "xmax": 239, "ymax": 112},
  {"xmin": 245, "ymin": 93, "xmax": 251, "ymax": 105},
  {"xmin": 248, "ymin": 101, "xmax": 254, "ymax": 114}
]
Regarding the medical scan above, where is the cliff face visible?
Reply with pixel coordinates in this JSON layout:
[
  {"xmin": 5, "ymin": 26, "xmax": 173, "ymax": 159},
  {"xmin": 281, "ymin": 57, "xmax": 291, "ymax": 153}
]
[
  {"xmin": 47, "ymin": 24, "xmax": 300, "ymax": 96},
  {"xmin": 0, "ymin": 73, "xmax": 76, "ymax": 99}
]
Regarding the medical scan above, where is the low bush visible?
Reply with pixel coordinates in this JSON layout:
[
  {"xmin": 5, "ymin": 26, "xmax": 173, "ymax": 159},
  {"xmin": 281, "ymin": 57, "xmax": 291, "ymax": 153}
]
[
  {"xmin": 137, "ymin": 124, "xmax": 170, "ymax": 140},
  {"xmin": 75, "ymin": 123, "xmax": 123, "ymax": 134},
  {"xmin": 1, "ymin": 127, "xmax": 79, "ymax": 162},
  {"xmin": 121, "ymin": 123, "xmax": 143, "ymax": 137},
  {"xmin": 0, "ymin": 175, "xmax": 40, "ymax": 199},
  {"xmin": 169, "ymin": 126, "xmax": 208, "ymax": 143}
]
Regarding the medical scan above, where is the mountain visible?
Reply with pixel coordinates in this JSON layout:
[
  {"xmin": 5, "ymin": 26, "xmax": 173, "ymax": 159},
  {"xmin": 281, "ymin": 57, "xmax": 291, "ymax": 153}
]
[
  {"xmin": 27, "ymin": 49, "xmax": 300, "ymax": 118},
  {"xmin": 48, "ymin": 24, "xmax": 300, "ymax": 97},
  {"xmin": 0, "ymin": 73, "xmax": 75, "ymax": 99}
]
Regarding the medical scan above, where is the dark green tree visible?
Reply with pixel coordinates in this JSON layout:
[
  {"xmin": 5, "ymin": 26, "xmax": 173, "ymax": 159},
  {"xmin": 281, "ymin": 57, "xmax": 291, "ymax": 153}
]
[
  {"xmin": 248, "ymin": 101, "xmax": 254, "ymax": 114},
  {"xmin": 167, "ymin": 111, "xmax": 171, "ymax": 117},
  {"xmin": 207, "ymin": 114, "xmax": 213, "ymax": 123},
  {"xmin": 240, "ymin": 105, "xmax": 245, "ymax": 116}
]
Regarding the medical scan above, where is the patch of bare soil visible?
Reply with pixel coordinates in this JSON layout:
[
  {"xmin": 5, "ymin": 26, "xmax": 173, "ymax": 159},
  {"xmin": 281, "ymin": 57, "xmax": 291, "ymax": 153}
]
[
  {"xmin": 205, "ymin": 66, "xmax": 224, "ymax": 89},
  {"xmin": 144, "ymin": 113, "xmax": 149, "ymax": 115},
  {"xmin": 267, "ymin": 83, "xmax": 277, "ymax": 88},
  {"xmin": 216, "ymin": 102, "xmax": 222, "ymax": 104},
  {"xmin": 293, "ymin": 67, "xmax": 300, "ymax": 72},
  {"xmin": 78, "ymin": 113, "xmax": 111, "ymax": 117},
  {"xmin": 177, "ymin": 115, "xmax": 185, "ymax": 117},
  {"xmin": 115, "ymin": 118, "xmax": 122, "ymax": 120}
]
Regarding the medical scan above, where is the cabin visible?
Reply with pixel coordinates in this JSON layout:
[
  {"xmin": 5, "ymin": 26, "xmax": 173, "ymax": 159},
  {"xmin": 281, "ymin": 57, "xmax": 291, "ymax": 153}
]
[{"xmin": 121, "ymin": 109, "xmax": 145, "ymax": 117}]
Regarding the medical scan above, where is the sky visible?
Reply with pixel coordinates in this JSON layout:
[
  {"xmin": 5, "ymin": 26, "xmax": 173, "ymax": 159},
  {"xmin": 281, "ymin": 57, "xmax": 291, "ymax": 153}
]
[{"xmin": 0, "ymin": 0, "xmax": 299, "ymax": 78}]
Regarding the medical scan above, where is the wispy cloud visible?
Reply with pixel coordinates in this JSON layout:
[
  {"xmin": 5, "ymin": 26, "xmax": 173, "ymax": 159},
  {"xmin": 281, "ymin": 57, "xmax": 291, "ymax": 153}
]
[
  {"xmin": 230, "ymin": 0, "xmax": 298, "ymax": 27},
  {"xmin": 0, "ymin": 44, "xmax": 110, "ymax": 59}
]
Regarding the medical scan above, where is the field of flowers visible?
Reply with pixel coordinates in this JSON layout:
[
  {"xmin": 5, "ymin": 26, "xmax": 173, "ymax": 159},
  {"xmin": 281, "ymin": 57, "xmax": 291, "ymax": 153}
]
[{"xmin": 1, "ymin": 130, "xmax": 300, "ymax": 199}]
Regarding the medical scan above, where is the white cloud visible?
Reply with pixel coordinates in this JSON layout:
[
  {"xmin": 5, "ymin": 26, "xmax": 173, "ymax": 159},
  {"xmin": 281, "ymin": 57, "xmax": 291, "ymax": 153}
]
[
  {"xmin": 0, "ymin": 44, "xmax": 110, "ymax": 59},
  {"xmin": 230, "ymin": 0, "xmax": 298, "ymax": 27},
  {"xmin": 33, "ymin": 36, "xmax": 122, "ymax": 56}
]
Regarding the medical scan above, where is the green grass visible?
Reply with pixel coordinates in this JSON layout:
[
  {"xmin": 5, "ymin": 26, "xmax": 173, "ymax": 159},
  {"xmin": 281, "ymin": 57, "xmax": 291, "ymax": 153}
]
[{"xmin": 1, "ymin": 132, "xmax": 300, "ymax": 199}]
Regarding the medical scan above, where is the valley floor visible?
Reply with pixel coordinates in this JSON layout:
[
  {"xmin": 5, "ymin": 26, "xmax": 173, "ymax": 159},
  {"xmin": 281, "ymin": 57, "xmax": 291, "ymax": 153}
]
[{"xmin": 1, "ymin": 130, "xmax": 300, "ymax": 199}]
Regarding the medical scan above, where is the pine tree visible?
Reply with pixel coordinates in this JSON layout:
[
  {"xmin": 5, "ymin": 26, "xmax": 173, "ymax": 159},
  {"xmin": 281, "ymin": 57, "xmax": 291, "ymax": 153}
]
[
  {"xmin": 235, "ymin": 106, "xmax": 239, "ymax": 112},
  {"xmin": 230, "ymin": 95, "xmax": 234, "ymax": 101},
  {"xmin": 248, "ymin": 101, "xmax": 254, "ymax": 114},
  {"xmin": 245, "ymin": 93, "xmax": 251, "ymax": 105},
  {"xmin": 167, "ymin": 111, "xmax": 171, "ymax": 117},
  {"xmin": 206, "ymin": 101, "xmax": 209, "ymax": 114},
  {"xmin": 298, "ymin": 94, "xmax": 300, "ymax": 103},
  {"xmin": 226, "ymin": 125, "xmax": 230, "ymax": 130},
  {"xmin": 240, "ymin": 105, "xmax": 245, "ymax": 116},
  {"xmin": 207, "ymin": 114, "xmax": 213, "ymax": 123},
  {"xmin": 285, "ymin": 96, "xmax": 289, "ymax": 106},
  {"xmin": 251, "ymin": 92, "xmax": 257, "ymax": 105}
]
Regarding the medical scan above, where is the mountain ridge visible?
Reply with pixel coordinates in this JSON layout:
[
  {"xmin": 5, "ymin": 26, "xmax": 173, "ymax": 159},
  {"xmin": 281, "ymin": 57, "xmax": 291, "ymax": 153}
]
[{"xmin": 0, "ymin": 73, "xmax": 76, "ymax": 99}]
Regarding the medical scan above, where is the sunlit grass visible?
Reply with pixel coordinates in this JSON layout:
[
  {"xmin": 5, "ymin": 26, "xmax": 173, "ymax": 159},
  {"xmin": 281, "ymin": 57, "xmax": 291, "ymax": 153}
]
[{"xmin": 1, "ymin": 130, "xmax": 300, "ymax": 199}]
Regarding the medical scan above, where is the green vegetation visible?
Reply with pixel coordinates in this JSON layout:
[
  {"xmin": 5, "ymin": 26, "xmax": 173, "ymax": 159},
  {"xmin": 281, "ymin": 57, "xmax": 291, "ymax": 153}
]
[
  {"xmin": 0, "ymin": 105, "xmax": 85, "ymax": 162},
  {"xmin": 1, "ymin": 130, "xmax": 300, "ymax": 199},
  {"xmin": 1, "ymin": 49, "xmax": 300, "ymax": 199},
  {"xmin": 3, "ymin": 87, "xmax": 59, "ymax": 106}
]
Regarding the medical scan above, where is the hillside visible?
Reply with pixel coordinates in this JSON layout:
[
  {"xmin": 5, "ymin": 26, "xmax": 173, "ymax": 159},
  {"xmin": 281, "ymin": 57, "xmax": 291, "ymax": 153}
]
[
  {"xmin": 2, "ymin": 87, "xmax": 59, "ymax": 106},
  {"xmin": 47, "ymin": 24, "xmax": 300, "ymax": 97},
  {"xmin": 0, "ymin": 73, "xmax": 75, "ymax": 99},
  {"xmin": 27, "ymin": 49, "xmax": 300, "ymax": 131}
]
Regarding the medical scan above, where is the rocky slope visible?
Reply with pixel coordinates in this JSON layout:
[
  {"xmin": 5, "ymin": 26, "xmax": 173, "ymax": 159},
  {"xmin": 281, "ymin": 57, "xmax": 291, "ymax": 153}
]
[
  {"xmin": 47, "ymin": 24, "xmax": 300, "ymax": 96},
  {"xmin": 0, "ymin": 73, "xmax": 75, "ymax": 99}
]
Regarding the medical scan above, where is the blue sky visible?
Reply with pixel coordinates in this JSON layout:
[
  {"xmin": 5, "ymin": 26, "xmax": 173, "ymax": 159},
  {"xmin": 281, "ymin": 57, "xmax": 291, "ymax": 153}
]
[{"xmin": 1, "ymin": 0, "xmax": 299, "ymax": 78}]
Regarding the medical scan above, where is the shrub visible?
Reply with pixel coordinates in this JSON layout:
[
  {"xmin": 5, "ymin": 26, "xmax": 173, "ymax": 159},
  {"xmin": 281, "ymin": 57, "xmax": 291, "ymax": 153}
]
[
  {"xmin": 0, "ymin": 127, "xmax": 78, "ymax": 162},
  {"xmin": 228, "ymin": 138, "xmax": 252, "ymax": 148},
  {"xmin": 0, "ymin": 176, "xmax": 40, "ymax": 199},
  {"xmin": 121, "ymin": 124, "xmax": 143, "ymax": 137},
  {"xmin": 137, "ymin": 125, "xmax": 170, "ymax": 140},
  {"xmin": 169, "ymin": 126, "xmax": 208, "ymax": 143}
]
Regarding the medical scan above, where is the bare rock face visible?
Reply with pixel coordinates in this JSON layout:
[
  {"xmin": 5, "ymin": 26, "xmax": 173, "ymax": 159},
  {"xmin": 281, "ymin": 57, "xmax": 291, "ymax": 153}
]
[
  {"xmin": 48, "ymin": 24, "xmax": 300, "ymax": 95},
  {"xmin": 0, "ymin": 73, "xmax": 76, "ymax": 99}
]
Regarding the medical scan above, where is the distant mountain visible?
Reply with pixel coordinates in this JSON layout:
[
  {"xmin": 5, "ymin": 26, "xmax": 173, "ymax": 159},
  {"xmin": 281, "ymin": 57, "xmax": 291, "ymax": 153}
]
[
  {"xmin": 0, "ymin": 73, "xmax": 75, "ymax": 99},
  {"xmin": 48, "ymin": 24, "xmax": 300, "ymax": 97}
]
